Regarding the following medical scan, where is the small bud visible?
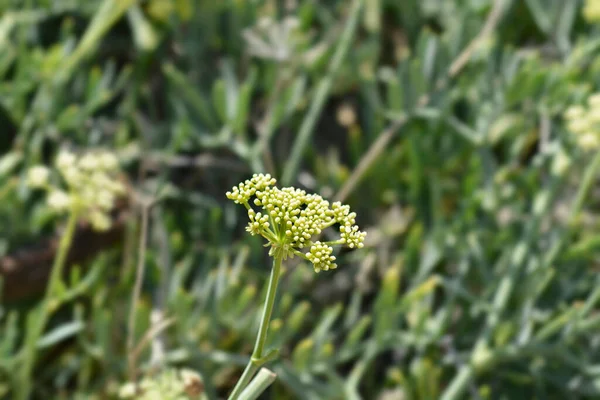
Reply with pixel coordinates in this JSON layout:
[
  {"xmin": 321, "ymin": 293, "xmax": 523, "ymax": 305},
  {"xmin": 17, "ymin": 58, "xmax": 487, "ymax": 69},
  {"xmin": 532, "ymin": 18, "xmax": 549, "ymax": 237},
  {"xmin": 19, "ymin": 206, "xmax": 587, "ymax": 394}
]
[
  {"xmin": 27, "ymin": 166, "xmax": 50, "ymax": 188},
  {"xmin": 47, "ymin": 190, "xmax": 71, "ymax": 211},
  {"xmin": 56, "ymin": 150, "xmax": 76, "ymax": 170}
]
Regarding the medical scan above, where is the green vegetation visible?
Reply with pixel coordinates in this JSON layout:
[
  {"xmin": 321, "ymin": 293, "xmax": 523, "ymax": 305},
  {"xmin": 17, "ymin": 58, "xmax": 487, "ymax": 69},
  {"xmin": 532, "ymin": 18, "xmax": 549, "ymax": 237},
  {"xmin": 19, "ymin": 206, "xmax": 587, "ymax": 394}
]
[{"xmin": 1, "ymin": 0, "xmax": 600, "ymax": 399}]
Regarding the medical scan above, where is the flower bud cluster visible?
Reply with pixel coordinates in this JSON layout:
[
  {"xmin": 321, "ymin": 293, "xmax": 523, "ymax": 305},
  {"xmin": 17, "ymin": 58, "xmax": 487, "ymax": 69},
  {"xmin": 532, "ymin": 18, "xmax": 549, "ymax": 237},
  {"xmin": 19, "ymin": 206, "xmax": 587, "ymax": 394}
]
[
  {"xmin": 584, "ymin": 0, "xmax": 600, "ymax": 23},
  {"xmin": 332, "ymin": 202, "xmax": 366, "ymax": 249},
  {"xmin": 247, "ymin": 209, "xmax": 270, "ymax": 235},
  {"xmin": 119, "ymin": 368, "xmax": 203, "ymax": 399},
  {"xmin": 564, "ymin": 93, "xmax": 600, "ymax": 151},
  {"xmin": 305, "ymin": 241, "xmax": 337, "ymax": 272},
  {"xmin": 255, "ymin": 187, "xmax": 333, "ymax": 250},
  {"xmin": 27, "ymin": 149, "xmax": 125, "ymax": 231},
  {"xmin": 226, "ymin": 173, "xmax": 277, "ymax": 204},
  {"xmin": 226, "ymin": 173, "xmax": 366, "ymax": 272}
]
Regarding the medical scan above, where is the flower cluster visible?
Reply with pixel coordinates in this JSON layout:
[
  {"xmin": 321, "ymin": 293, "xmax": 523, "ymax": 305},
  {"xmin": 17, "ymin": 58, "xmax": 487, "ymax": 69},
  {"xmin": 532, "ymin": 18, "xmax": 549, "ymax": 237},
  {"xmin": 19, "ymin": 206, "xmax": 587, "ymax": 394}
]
[
  {"xmin": 584, "ymin": 0, "xmax": 600, "ymax": 23},
  {"xmin": 564, "ymin": 93, "xmax": 600, "ymax": 151},
  {"xmin": 27, "ymin": 149, "xmax": 125, "ymax": 231},
  {"xmin": 119, "ymin": 368, "xmax": 203, "ymax": 400},
  {"xmin": 242, "ymin": 17, "xmax": 304, "ymax": 62},
  {"xmin": 306, "ymin": 241, "xmax": 336, "ymax": 272},
  {"xmin": 226, "ymin": 174, "xmax": 366, "ymax": 272}
]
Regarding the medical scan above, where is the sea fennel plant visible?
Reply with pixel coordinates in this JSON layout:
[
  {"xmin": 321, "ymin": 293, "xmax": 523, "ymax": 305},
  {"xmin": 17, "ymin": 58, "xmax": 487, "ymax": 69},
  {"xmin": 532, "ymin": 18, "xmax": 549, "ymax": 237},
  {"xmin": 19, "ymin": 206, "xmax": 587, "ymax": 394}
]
[
  {"xmin": 225, "ymin": 174, "xmax": 366, "ymax": 399},
  {"xmin": 16, "ymin": 150, "xmax": 124, "ymax": 400}
]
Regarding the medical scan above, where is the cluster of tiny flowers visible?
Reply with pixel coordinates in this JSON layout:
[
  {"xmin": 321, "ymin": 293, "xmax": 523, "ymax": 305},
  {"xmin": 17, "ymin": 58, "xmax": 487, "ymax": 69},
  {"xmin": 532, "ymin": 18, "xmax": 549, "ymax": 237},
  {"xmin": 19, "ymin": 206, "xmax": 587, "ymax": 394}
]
[
  {"xmin": 255, "ymin": 187, "xmax": 334, "ymax": 250},
  {"xmin": 246, "ymin": 209, "xmax": 270, "ymax": 235},
  {"xmin": 119, "ymin": 368, "xmax": 203, "ymax": 400},
  {"xmin": 226, "ymin": 173, "xmax": 277, "ymax": 204},
  {"xmin": 243, "ymin": 17, "xmax": 303, "ymax": 62},
  {"xmin": 332, "ymin": 202, "xmax": 366, "ymax": 248},
  {"xmin": 564, "ymin": 93, "xmax": 600, "ymax": 151},
  {"xmin": 226, "ymin": 174, "xmax": 366, "ymax": 272},
  {"xmin": 584, "ymin": 0, "xmax": 600, "ymax": 22},
  {"xmin": 306, "ymin": 241, "xmax": 336, "ymax": 272},
  {"xmin": 27, "ymin": 149, "xmax": 125, "ymax": 231}
]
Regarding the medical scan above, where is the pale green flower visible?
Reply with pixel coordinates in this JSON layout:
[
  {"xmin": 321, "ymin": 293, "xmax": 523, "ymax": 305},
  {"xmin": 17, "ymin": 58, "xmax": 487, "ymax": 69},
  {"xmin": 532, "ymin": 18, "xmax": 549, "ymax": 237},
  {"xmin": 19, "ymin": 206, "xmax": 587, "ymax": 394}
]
[
  {"xmin": 118, "ymin": 383, "xmax": 137, "ymax": 398},
  {"xmin": 56, "ymin": 150, "xmax": 76, "ymax": 170},
  {"xmin": 227, "ymin": 174, "xmax": 366, "ymax": 272},
  {"xmin": 26, "ymin": 149, "xmax": 125, "ymax": 232},
  {"xmin": 589, "ymin": 93, "xmax": 600, "ymax": 108},
  {"xmin": 551, "ymin": 146, "xmax": 572, "ymax": 177},
  {"xmin": 564, "ymin": 92, "xmax": 600, "ymax": 151},
  {"xmin": 119, "ymin": 368, "xmax": 204, "ymax": 400},
  {"xmin": 27, "ymin": 165, "xmax": 50, "ymax": 188},
  {"xmin": 47, "ymin": 190, "xmax": 71, "ymax": 212},
  {"xmin": 79, "ymin": 153, "xmax": 99, "ymax": 170},
  {"xmin": 306, "ymin": 241, "xmax": 337, "ymax": 272},
  {"xmin": 584, "ymin": 0, "xmax": 600, "ymax": 23},
  {"xmin": 89, "ymin": 210, "xmax": 112, "ymax": 231}
]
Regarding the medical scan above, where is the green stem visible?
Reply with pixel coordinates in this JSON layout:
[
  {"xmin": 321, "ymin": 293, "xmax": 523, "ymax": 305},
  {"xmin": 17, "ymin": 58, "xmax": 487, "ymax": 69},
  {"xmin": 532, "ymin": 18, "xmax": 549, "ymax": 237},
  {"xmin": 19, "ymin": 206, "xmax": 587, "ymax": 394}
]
[
  {"xmin": 228, "ymin": 253, "xmax": 284, "ymax": 400},
  {"xmin": 16, "ymin": 208, "xmax": 79, "ymax": 400},
  {"xmin": 238, "ymin": 368, "xmax": 277, "ymax": 400}
]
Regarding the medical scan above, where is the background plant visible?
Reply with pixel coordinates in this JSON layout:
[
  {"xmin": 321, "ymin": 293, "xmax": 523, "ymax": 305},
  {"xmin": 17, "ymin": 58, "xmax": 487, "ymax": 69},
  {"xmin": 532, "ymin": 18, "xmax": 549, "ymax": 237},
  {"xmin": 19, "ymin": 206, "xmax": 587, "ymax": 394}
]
[{"xmin": 2, "ymin": 0, "xmax": 600, "ymax": 399}]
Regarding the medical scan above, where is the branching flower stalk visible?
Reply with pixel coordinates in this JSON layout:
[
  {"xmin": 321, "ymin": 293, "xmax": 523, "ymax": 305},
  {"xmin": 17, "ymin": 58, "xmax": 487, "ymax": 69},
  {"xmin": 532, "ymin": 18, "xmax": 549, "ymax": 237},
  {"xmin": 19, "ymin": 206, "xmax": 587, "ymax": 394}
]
[
  {"xmin": 16, "ymin": 150, "xmax": 124, "ymax": 400},
  {"xmin": 225, "ymin": 174, "xmax": 366, "ymax": 399}
]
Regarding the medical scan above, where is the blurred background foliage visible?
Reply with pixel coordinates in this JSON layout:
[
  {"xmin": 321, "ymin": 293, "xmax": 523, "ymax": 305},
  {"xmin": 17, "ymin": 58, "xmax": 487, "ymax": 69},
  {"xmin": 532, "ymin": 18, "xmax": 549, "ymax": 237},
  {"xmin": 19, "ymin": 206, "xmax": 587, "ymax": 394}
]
[{"xmin": 2, "ymin": 0, "xmax": 600, "ymax": 398}]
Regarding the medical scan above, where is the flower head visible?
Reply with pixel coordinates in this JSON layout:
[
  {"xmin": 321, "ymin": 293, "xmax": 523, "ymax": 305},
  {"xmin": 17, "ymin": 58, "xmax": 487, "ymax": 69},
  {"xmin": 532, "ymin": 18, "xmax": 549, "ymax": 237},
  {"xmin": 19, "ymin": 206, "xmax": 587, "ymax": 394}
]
[
  {"xmin": 243, "ymin": 17, "xmax": 304, "ymax": 62},
  {"xmin": 584, "ymin": 0, "xmax": 600, "ymax": 23},
  {"xmin": 306, "ymin": 241, "xmax": 336, "ymax": 272},
  {"xmin": 564, "ymin": 92, "xmax": 600, "ymax": 151},
  {"xmin": 27, "ymin": 166, "xmax": 50, "ymax": 188},
  {"xmin": 47, "ymin": 190, "xmax": 71, "ymax": 211},
  {"xmin": 26, "ymin": 149, "xmax": 125, "ymax": 232},
  {"xmin": 227, "ymin": 174, "xmax": 366, "ymax": 272},
  {"xmin": 118, "ymin": 368, "xmax": 204, "ymax": 399}
]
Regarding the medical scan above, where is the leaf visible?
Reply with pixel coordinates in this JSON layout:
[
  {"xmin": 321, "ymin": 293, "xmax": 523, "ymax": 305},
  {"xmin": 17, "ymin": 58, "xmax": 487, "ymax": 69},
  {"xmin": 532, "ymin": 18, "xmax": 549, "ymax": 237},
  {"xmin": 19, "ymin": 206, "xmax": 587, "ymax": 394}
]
[
  {"xmin": 37, "ymin": 320, "xmax": 85, "ymax": 349},
  {"xmin": 234, "ymin": 67, "xmax": 257, "ymax": 135},
  {"xmin": 212, "ymin": 78, "xmax": 228, "ymax": 124},
  {"xmin": 0, "ymin": 152, "xmax": 22, "ymax": 177},
  {"xmin": 162, "ymin": 62, "xmax": 218, "ymax": 129}
]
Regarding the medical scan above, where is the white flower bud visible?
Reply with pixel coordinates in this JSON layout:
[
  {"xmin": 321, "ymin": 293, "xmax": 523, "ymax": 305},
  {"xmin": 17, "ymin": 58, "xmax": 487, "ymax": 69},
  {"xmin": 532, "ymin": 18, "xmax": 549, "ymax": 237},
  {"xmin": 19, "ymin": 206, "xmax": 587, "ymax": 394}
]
[
  {"xmin": 79, "ymin": 153, "xmax": 99, "ymax": 170},
  {"xmin": 27, "ymin": 166, "xmax": 49, "ymax": 188},
  {"xmin": 56, "ymin": 151, "xmax": 76, "ymax": 170},
  {"xmin": 47, "ymin": 190, "xmax": 71, "ymax": 211},
  {"xmin": 98, "ymin": 152, "xmax": 119, "ymax": 170},
  {"xmin": 89, "ymin": 211, "xmax": 111, "ymax": 231}
]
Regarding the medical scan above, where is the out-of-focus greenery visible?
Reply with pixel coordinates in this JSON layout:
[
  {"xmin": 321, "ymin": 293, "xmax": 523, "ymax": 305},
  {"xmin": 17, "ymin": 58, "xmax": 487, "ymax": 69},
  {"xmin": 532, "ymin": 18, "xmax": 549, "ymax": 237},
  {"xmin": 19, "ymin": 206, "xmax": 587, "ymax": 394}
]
[{"xmin": 2, "ymin": 0, "xmax": 600, "ymax": 399}]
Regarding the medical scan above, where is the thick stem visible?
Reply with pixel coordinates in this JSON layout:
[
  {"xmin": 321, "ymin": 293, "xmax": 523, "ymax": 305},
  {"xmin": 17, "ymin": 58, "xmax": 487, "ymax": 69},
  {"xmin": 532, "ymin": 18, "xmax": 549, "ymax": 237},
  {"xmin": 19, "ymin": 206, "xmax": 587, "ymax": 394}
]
[
  {"xmin": 16, "ymin": 209, "xmax": 79, "ymax": 400},
  {"xmin": 238, "ymin": 368, "xmax": 277, "ymax": 400},
  {"xmin": 228, "ymin": 253, "xmax": 283, "ymax": 400}
]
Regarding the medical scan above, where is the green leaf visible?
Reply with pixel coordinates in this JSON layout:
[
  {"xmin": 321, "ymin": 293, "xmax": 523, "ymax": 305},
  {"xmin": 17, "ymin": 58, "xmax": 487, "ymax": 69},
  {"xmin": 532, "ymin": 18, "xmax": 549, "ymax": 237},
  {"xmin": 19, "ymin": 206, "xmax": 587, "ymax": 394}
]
[{"xmin": 37, "ymin": 320, "xmax": 85, "ymax": 349}]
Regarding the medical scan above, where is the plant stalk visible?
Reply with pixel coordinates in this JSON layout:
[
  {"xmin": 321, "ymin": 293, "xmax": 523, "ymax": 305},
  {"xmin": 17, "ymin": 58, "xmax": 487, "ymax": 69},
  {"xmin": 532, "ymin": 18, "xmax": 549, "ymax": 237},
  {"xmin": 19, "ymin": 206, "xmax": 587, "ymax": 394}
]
[
  {"xmin": 16, "ymin": 208, "xmax": 79, "ymax": 400},
  {"xmin": 237, "ymin": 368, "xmax": 277, "ymax": 400},
  {"xmin": 228, "ymin": 253, "xmax": 283, "ymax": 400}
]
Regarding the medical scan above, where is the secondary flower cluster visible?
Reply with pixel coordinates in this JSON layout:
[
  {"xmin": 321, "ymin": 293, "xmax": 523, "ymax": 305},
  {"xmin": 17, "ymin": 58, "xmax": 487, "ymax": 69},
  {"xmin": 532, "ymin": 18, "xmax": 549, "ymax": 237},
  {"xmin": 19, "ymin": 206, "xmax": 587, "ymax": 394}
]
[
  {"xmin": 27, "ymin": 149, "xmax": 125, "ymax": 231},
  {"xmin": 564, "ymin": 93, "xmax": 600, "ymax": 151},
  {"xmin": 584, "ymin": 0, "xmax": 600, "ymax": 22},
  {"xmin": 226, "ymin": 174, "xmax": 366, "ymax": 272},
  {"xmin": 119, "ymin": 368, "xmax": 203, "ymax": 399}
]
